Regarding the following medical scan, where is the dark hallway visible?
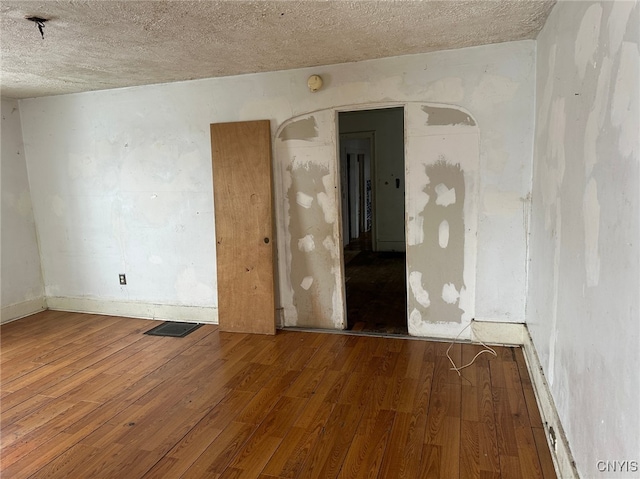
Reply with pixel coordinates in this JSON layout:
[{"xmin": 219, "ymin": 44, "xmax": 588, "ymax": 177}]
[{"xmin": 339, "ymin": 107, "xmax": 407, "ymax": 336}]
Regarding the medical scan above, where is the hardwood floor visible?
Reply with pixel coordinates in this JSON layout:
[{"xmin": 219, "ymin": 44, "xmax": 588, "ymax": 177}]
[{"xmin": 0, "ymin": 311, "xmax": 556, "ymax": 478}]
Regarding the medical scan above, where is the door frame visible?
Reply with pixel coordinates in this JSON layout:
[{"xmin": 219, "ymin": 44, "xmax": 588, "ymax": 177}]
[
  {"xmin": 275, "ymin": 102, "xmax": 478, "ymax": 335},
  {"xmin": 338, "ymin": 131, "xmax": 376, "ymax": 251},
  {"xmin": 337, "ymin": 107, "xmax": 407, "ymax": 332}
]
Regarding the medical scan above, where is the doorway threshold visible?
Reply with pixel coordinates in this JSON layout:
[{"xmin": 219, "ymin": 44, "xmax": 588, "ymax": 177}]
[{"xmin": 280, "ymin": 326, "xmax": 407, "ymax": 340}]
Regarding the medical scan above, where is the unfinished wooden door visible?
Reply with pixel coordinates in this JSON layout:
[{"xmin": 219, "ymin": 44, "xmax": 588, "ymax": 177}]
[{"xmin": 210, "ymin": 120, "xmax": 275, "ymax": 334}]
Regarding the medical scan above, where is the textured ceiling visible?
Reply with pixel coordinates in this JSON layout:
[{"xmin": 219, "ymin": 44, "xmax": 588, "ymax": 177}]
[{"xmin": 0, "ymin": 1, "xmax": 555, "ymax": 99}]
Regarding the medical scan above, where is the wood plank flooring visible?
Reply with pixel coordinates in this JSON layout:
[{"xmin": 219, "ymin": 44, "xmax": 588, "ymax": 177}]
[{"xmin": 0, "ymin": 311, "xmax": 556, "ymax": 478}]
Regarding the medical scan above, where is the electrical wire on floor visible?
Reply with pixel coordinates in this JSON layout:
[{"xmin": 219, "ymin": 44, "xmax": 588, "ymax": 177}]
[{"xmin": 446, "ymin": 321, "xmax": 498, "ymax": 384}]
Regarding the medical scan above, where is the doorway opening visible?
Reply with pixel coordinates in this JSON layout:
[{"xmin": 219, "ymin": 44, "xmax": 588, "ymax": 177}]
[{"xmin": 338, "ymin": 108, "xmax": 407, "ymax": 335}]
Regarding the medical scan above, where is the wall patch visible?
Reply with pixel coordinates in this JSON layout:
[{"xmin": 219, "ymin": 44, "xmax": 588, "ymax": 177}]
[
  {"xmin": 278, "ymin": 116, "xmax": 318, "ymax": 141},
  {"xmin": 422, "ymin": 105, "xmax": 476, "ymax": 126}
]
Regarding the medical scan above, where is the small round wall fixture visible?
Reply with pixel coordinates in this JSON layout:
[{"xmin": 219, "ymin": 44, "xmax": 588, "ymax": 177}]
[{"xmin": 307, "ymin": 74, "xmax": 323, "ymax": 92}]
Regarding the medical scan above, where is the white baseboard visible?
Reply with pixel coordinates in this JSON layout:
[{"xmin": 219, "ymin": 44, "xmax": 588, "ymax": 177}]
[
  {"xmin": 522, "ymin": 329, "xmax": 579, "ymax": 479},
  {"xmin": 46, "ymin": 296, "xmax": 218, "ymax": 324},
  {"xmin": 471, "ymin": 320, "xmax": 526, "ymax": 345},
  {"xmin": 1, "ymin": 297, "xmax": 47, "ymax": 324}
]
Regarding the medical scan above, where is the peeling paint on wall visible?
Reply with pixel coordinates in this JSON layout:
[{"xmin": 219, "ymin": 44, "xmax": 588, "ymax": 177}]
[
  {"xmin": 278, "ymin": 116, "xmax": 318, "ymax": 141},
  {"xmin": 422, "ymin": 105, "xmax": 476, "ymax": 126}
]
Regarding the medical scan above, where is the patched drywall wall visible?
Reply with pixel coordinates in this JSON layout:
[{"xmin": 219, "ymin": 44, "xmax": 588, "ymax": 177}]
[
  {"xmin": 278, "ymin": 117, "xmax": 319, "ymax": 142},
  {"xmin": 1, "ymin": 99, "xmax": 45, "ymax": 322},
  {"xmin": 527, "ymin": 2, "xmax": 639, "ymax": 477},
  {"xmin": 406, "ymin": 103, "xmax": 480, "ymax": 337},
  {"xmin": 276, "ymin": 110, "xmax": 343, "ymax": 329},
  {"xmin": 277, "ymin": 104, "xmax": 478, "ymax": 332},
  {"xmin": 422, "ymin": 105, "xmax": 476, "ymax": 126},
  {"xmin": 412, "ymin": 161, "xmax": 466, "ymax": 320},
  {"xmin": 17, "ymin": 40, "xmax": 535, "ymax": 325}
]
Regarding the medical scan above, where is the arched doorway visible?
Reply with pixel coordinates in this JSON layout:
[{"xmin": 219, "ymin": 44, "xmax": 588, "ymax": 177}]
[{"xmin": 274, "ymin": 102, "xmax": 479, "ymax": 339}]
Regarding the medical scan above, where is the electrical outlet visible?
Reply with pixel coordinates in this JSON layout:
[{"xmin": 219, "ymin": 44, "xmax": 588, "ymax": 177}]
[
  {"xmin": 549, "ymin": 426, "xmax": 557, "ymax": 453},
  {"xmin": 119, "ymin": 274, "xmax": 127, "ymax": 285}
]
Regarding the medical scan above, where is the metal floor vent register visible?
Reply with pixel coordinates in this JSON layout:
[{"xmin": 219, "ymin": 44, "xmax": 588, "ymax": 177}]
[{"xmin": 144, "ymin": 321, "xmax": 203, "ymax": 338}]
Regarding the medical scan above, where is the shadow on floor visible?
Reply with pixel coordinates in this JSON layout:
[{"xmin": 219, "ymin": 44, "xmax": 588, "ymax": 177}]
[{"xmin": 344, "ymin": 250, "xmax": 408, "ymax": 335}]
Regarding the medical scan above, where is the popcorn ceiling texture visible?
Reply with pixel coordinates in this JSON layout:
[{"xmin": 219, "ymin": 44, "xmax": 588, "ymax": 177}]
[{"xmin": 1, "ymin": 0, "xmax": 554, "ymax": 98}]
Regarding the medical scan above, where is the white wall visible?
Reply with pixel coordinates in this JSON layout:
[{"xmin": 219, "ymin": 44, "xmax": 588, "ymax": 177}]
[
  {"xmin": 1, "ymin": 99, "xmax": 45, "ymax": 322},
  {"xmin": 18, "ymin": 40, "xmax": 535, "ymax": 326},
  {"xmin": 528, "ymin": 1, "xmax": 639, "ymax": 477}
]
